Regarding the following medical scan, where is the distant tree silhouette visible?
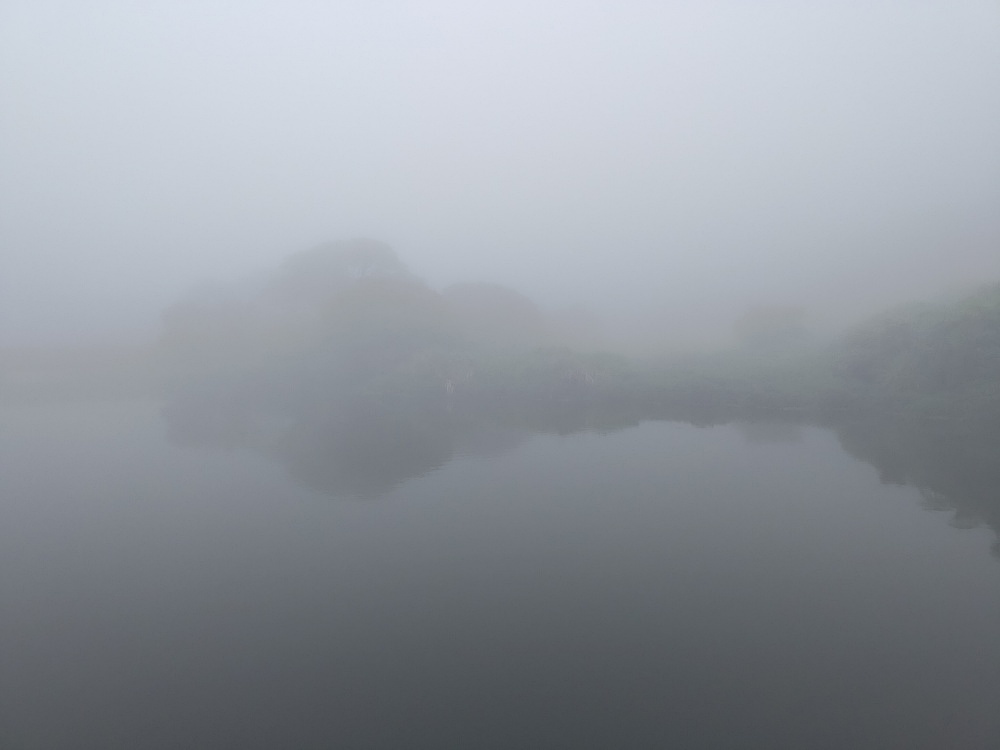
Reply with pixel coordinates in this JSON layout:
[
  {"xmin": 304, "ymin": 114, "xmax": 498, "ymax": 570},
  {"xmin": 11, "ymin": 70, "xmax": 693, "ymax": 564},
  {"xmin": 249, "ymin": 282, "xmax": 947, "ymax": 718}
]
[
  {"xmin": 442, "ymin": 282, "xmax": 548, "ymax": 351},
  {"xmin": 270, "ymin": 238, "xmax": 413, "ymax": 304}
]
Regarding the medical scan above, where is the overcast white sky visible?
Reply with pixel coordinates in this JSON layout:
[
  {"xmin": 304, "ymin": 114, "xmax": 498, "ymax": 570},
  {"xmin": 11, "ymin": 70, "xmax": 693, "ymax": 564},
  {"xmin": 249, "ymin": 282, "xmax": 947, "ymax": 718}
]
[{"xmin": 2, "ymin": 1, "xmax": 998, "ymax": 345}]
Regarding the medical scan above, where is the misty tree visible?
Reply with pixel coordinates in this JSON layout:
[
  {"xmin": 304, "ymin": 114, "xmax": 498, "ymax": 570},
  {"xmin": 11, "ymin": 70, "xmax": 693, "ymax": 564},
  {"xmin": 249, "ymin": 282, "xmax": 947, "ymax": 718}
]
[
  {"xmin": 442, "ymin": 282, "xmax": 548, "ymax": 351},
  {"xmin": 270, "ymin": 238, "xmax": 413, "ymax": 304},
  {"xmin": 835, "ymin": 282, "xmax": 1000, "ymax": 400},
  {"xmin": 159, "ymin": 240, "xmax": 418, "ymax": 385},
  {"xmin": 319, "ymin": 275, "xmax": 462, "ymax": 384}
]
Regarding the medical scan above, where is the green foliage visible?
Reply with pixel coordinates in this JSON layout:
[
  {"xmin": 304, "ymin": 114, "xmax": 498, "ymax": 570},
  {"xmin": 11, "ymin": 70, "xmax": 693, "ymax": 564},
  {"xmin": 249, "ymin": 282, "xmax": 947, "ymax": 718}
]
[{"xmin": 831, "ymin": 282, "xmax": 1000, "ymax": 424}]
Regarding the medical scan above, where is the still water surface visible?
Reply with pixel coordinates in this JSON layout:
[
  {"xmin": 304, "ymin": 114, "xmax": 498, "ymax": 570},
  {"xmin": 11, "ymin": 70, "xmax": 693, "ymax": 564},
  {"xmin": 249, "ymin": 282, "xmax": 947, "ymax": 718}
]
[{"xmin": 2, "ymin": 400, "xmax": 999, "ymax": 748}]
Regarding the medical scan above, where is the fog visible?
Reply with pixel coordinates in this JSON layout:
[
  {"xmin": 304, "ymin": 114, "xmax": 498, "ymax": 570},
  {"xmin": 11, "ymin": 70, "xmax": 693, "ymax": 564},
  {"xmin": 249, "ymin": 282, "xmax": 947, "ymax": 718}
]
[
  {"xmin": 6, "ymin": 7, "xmax": 1000, "ymax": 745},
  {"xmin": 2, "ymin": 1, "xmax": 999, "ymax": 347}
]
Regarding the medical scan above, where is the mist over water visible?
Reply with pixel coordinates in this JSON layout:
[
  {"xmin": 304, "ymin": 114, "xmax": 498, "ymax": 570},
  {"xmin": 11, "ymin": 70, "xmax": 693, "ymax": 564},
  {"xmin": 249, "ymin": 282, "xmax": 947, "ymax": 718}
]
[
  {"xmin": 4, "ymin": 4, "xmax": 1000, "ymax": 748},
  {"xmin": 3, "ymin": 401, "xmax": 1000, "ymax": 749}
]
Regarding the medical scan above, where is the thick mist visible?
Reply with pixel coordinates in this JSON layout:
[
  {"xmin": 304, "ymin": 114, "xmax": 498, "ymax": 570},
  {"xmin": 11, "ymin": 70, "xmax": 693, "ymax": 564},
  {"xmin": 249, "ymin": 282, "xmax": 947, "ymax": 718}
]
[
  {"xmin": 6, "ymin": 7, "xmax": 1000, "ymax": 746},
  {"xmin": 2, "ymin": 1, "xmax": 999, "ymax": 347}
]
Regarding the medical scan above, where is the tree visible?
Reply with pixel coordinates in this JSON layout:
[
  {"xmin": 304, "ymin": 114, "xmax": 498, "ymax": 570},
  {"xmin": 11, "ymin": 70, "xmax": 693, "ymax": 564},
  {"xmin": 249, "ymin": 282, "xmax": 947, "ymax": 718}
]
[
  {"xmin": 442, "ymin": 282, "xmax": 548, "ymax": 351},
  {"xmin": 321, "ymin": 276, "xmax": 461, "ymax": 381},
  {"xmin": 270, "ymin": 238, "xmax": 412, "ymax": 304}
]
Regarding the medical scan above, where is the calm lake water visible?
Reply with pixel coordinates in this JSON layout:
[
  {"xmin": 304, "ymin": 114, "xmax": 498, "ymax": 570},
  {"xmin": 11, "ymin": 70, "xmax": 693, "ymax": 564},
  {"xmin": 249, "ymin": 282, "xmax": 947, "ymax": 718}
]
[{"xmin": 2, "ymin": 399, "xmax": 999, "ymax": 749}]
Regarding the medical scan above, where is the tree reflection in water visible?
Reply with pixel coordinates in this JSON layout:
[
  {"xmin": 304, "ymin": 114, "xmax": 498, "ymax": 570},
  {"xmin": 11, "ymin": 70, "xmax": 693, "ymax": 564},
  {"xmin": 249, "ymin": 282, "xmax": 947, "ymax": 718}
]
[
  {"xmin": 163, "ymin": 385, "xmax": 1000, "ymax": 556},
  {"xmin": 831, "ymin": 414, "xmax": 1000, "ymax": 558},
  {"xmin": 163, "ymin": 385, "xmax": 642, "ymax": 500}
]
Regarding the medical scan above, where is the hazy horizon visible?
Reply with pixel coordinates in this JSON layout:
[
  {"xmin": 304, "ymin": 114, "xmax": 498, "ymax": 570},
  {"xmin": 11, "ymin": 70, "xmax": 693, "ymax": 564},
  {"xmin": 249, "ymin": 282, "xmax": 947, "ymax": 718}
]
[{"xmin": 2, "ymin": 1, "xmax": 998, "ymax": 347}]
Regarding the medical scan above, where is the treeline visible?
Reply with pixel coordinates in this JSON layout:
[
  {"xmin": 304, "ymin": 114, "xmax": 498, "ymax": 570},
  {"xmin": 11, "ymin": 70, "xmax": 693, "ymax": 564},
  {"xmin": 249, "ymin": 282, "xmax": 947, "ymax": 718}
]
[
  {"xmin": 158, "ymin": 240, "xmax": 1000, "ymax": 522},
  {"xmin": 665, "ymin": 279, "xmax": 1000, "ymax": 426},
  {"xmin": 160, "ymin": 239, "xmax": 1000, "ymax": 426},
  {"xmin": 159, "ymin": 238, "xmax": 619, "ymax": 413},
  {"xmin": 825, "ymin": 283, "xmax": 1000, "ymax": 430}
]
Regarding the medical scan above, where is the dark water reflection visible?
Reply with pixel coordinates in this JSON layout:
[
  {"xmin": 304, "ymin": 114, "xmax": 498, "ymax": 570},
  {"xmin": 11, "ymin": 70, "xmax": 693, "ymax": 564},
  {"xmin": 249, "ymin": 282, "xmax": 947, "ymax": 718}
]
[
  {"xmin": 162, "ymin": 390, "xmax": 646, "ymax": 499},
  {"xmin": 163, "ymin": 387, "xmax": 1000, "ymax": 555},
  {"xmin": 3, "ymin": 399, "xmax": 1000, "ymax": 749},
  {"xmin": 832, "ymin": 414, "xmax": 1000, "ymax": 558}
]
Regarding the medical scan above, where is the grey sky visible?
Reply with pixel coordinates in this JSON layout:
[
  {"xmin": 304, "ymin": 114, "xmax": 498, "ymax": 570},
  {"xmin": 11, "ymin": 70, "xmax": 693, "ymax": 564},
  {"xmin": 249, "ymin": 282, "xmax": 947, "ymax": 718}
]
[{"xmin": 2, "ymin": 1, "xmax": 998, "ymax": 345}]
